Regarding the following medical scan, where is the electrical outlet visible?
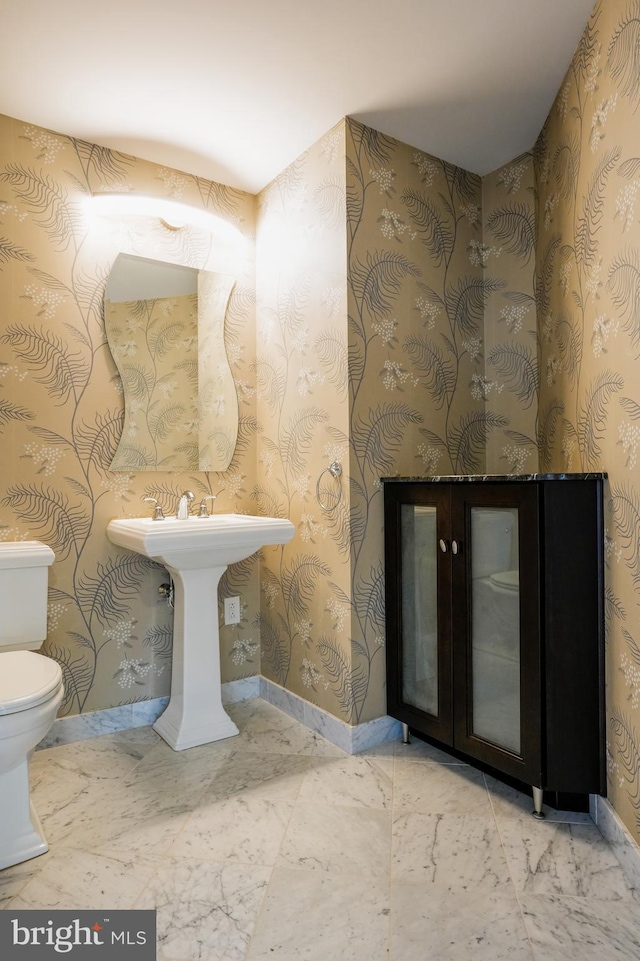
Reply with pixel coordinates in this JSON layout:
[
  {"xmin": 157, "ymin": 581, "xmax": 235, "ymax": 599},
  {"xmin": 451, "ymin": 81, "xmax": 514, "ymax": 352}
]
[{"xmin": 224, "ymin": 596, "xmax": 241, "ymax": 625}]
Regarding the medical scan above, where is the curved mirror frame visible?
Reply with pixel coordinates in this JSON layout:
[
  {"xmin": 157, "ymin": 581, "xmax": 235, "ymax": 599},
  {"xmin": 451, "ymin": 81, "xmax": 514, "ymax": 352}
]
[{"xmin": 105, "ymin": 253, "xmax": 238, "ymax": 471}]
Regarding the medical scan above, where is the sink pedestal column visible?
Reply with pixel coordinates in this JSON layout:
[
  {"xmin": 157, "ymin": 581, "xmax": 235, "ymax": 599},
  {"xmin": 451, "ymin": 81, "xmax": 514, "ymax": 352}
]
[{"xmin": 153, "ymin": 564, "xmax": 239, "ymax": 750}]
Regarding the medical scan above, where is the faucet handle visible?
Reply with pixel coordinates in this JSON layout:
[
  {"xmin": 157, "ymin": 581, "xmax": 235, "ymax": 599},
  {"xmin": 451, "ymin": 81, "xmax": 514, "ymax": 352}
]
[
  {"xmin": 143, "ymin": 496, "xmax": 165, "ymax": 520},
  {"xmin": 198, "ymin": 495, "xmax": 217, "ymax": 517}
]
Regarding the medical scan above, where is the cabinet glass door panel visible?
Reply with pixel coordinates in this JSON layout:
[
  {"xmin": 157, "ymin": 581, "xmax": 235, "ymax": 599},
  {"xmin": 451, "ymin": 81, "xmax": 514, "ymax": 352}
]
[
  {"xmin": 470, "ymin": 507, "xmax": 521, "ymax": 754},
  {"xmin": 401, "ymin": 504, "xmax": 438, "ymax": 716}
]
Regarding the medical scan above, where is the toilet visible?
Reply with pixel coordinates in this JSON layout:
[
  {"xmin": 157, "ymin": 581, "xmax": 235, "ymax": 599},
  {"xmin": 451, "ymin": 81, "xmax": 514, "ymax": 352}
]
[{"xmin": 0, "ymin": 541, "xmax": 63, "ymax": 870}]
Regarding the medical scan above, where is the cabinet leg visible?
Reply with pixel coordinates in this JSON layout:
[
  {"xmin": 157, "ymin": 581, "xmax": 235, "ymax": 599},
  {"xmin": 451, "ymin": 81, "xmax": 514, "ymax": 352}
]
[
  {"xmin": 532, "ymin": 786, "xmax": 545, "ymax": 819},
  {"xmin": 401, "ymin": 722, "xmax": 410, "ymax": 744}
]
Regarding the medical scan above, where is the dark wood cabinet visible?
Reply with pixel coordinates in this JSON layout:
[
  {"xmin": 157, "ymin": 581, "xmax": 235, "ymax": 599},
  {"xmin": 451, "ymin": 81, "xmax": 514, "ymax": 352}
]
[{"xmin": 383, "ymin": 474, "xmax": 606, "ymax": 812}]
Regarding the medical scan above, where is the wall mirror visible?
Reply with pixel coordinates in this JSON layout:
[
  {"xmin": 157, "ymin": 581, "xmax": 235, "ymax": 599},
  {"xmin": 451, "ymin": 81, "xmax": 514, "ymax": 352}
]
[{"xmin": 105, "ymin": 253, "xmax": 238, "ymax": 472}]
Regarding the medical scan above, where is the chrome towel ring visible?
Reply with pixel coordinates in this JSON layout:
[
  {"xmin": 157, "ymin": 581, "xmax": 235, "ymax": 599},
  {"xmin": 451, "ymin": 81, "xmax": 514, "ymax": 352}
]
[{"xmin": 316, "ymin": 461, "xmax": 343, "ymax": 512}]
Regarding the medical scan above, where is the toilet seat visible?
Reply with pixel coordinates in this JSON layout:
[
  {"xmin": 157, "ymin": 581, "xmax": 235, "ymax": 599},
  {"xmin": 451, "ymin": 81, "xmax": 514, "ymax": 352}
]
[
  {"xmin": 0, "ymin": 652, "xmax": 63, "ymax": 716},
  {"xmin": 489, "ymin": 570, "xmax": 519, "ymax": 592}
]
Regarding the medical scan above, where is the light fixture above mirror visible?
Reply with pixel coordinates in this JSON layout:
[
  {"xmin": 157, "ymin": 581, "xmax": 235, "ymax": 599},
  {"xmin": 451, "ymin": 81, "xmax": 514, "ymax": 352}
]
[{"xmin": 86, "ymin": 193, "xmax": 246, "ymax": 247}]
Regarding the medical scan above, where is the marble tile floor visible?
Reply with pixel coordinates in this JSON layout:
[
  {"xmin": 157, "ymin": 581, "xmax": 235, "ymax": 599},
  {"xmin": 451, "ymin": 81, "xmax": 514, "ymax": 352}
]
[{"xmin": 1, "ymin": 698, "xmax": 639, "ymax": 960}]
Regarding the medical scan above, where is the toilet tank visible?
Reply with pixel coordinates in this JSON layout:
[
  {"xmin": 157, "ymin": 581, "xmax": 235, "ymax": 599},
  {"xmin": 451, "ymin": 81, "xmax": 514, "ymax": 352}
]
[{"xmin": 0, "ymin": 541, "xmax": 55, "ymax": 651}]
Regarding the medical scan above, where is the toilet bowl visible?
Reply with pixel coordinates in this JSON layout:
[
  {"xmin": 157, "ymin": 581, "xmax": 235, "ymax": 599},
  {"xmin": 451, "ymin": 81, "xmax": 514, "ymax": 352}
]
[{"xmin": 0, "ymin": 541, "xmax": 63, "ymax": 870}]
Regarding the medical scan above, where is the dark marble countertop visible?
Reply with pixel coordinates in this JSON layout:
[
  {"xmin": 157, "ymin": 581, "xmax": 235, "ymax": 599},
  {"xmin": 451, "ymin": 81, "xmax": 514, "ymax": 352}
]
[{"xmin": 380, "ymin": 472, "xmax": 608, "ymax": 483}]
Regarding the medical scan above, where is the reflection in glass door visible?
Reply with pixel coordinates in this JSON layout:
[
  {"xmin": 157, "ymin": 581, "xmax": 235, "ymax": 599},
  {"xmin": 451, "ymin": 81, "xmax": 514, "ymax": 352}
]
[
  {"xmin": 470, "ymin": 507, "xmax": 521, "ymax": 754},
  {"xmin": 401, "ymin": 505, "xmax": 438, "ymax": 717}
]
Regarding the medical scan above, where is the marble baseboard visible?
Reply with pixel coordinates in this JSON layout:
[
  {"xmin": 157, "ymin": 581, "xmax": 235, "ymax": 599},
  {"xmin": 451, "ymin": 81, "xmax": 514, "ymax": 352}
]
[
  {"xmin": 36, "ymin": 675, "xmax": 398, "ymax": 755},
  {"xmin": 591, "ymin": 794, "xmax": 640, "ymax": 892},
  {"xmin": 37, "ymin": 700, "xmax": 169, "ymax": 750},
  {"xmin": 259, "ymin": 677, "xmax": 402, "ymax": 754},
  {"xmin": 222, "ymin": 675, "xmax": 261, "ymax": 704},
  {"xmin": 37, "ymin": 676, "xmax": 260, "ymax": 750}
]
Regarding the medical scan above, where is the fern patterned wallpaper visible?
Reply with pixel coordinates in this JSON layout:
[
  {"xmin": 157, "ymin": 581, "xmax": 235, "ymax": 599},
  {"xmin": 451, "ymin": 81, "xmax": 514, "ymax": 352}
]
[
  {"xmin": 0, "ymin": 112, "xmax": 259, "ymax": 714},
  {"xmin": 255, "ymin": 121, "xmax": 352, "ymax": 719},
  {"xmin": 254, "ymin": 118, "xmax": 537, "ymax": 725},
  {"xmin": 483, "ymin": 156, "xmax": 538, "ymax": 473},
  {"xmin": 535, "ymin": 0, "xmax": 640, "ymax": 843},
  {"xmin": 346, "ymin": 120, "xmax": 485, "ymax": 724}
]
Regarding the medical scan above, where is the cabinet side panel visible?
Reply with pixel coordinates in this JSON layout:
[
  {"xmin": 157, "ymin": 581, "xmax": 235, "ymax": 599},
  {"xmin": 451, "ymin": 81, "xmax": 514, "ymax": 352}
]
[
  {"xmin": 384, "ymin": 485, "xmax": 403, "ymax": 718},
  {"xmin": 543, "ymin": 480, "xmax": 605, "ymax": 793}
]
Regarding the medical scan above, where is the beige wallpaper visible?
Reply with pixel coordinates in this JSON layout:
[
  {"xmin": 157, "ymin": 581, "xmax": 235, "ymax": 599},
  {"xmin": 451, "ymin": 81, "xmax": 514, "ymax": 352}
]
[
  {"xmin": 346, "ymin": 119, "xmax": 486, "ymax": 722},
  {"xmin": 534, "ymin": 0, "xmax": 640, "ymax": 843},
  {"xmin": 0, "ymin": 112, "xmax": 258, "ymax": 714},
  {"xmin": 255, "ymin": 121, "xmax": 352, "ymax": 719},
  {"xmin": 254, "ymin": 118, "xmax": 538, "ymax": 725},
  {"xmin": 483, "ymin": 155, "xmax": 539, "ymax": 473}
]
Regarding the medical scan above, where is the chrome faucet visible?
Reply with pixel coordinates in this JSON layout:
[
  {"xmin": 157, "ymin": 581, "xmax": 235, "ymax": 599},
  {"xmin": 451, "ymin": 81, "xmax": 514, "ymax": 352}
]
[{"xmin": 176, "ymin": 490, "xmax": 195, "ymax": 520}]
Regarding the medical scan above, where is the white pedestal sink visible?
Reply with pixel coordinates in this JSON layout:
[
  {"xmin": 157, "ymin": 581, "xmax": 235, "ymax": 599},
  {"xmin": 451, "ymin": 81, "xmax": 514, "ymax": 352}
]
[{"xmin": 106, "ymin": 513, "xmax": 295, "ymax": 750}]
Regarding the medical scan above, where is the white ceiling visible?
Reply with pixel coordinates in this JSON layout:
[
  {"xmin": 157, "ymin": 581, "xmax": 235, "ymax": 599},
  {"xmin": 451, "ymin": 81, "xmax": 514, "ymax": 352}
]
[{"xmin": 0, "ymin": 0, "xmax": 596, "ymax": 194}]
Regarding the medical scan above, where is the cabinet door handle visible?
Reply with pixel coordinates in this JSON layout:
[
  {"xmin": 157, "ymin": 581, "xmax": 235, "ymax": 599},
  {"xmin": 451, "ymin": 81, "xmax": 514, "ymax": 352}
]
[
  {"xmin": 439, "ymin": 538, "xmax": 449, "ymax": 553},
  {"xmin": 452, "ymin": 539, "xmax": 460, "ymax": 555}
]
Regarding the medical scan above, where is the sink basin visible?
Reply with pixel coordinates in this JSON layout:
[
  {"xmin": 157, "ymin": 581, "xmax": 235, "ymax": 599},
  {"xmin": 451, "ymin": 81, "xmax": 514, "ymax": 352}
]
[
  {"xmin": 107, "ymin": 513, "xmax": 295, "ymax": 568},
  {"xmin": 107, "ymin": 512, "xmax": 295, "ymax": 751}
]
